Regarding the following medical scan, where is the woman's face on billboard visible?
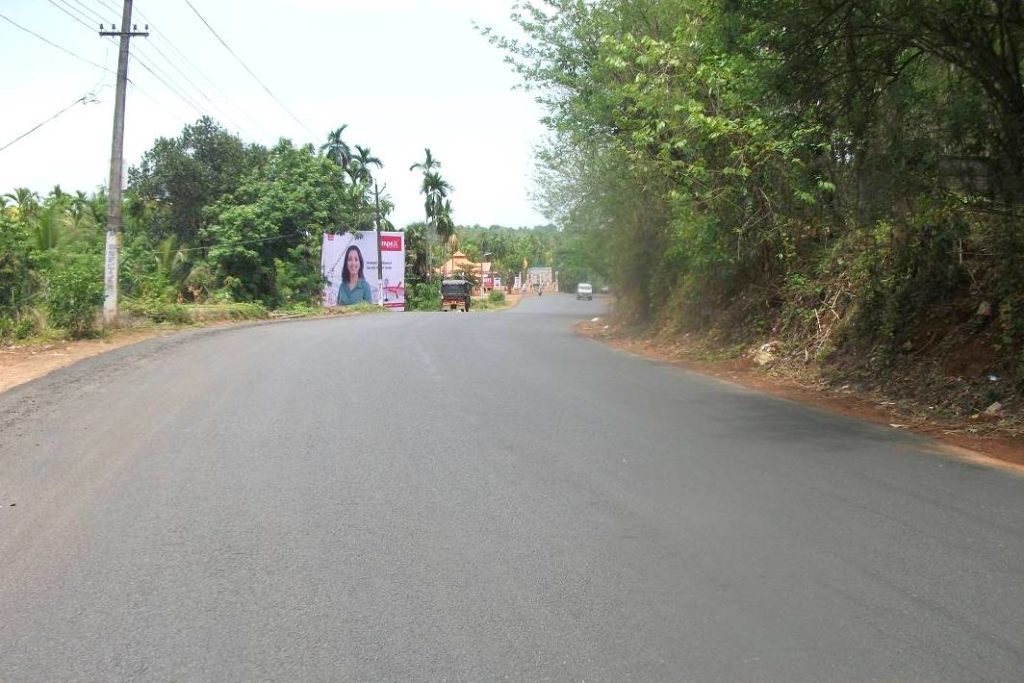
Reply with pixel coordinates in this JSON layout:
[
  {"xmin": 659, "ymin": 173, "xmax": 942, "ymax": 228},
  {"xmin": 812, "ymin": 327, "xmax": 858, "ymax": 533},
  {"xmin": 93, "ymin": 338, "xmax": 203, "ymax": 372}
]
[{"xmin": 346, "ymin": 249, "xmax": 361, "ymax": 279}]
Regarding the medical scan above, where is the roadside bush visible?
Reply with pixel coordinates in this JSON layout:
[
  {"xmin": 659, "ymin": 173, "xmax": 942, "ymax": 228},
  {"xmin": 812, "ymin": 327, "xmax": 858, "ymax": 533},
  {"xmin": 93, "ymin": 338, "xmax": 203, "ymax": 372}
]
[
  {"xmin": 46, "ymin": 258, "xmax": 104, "ymax": 338},
  {"xmin": 488, "ymin": 289, "xmax": 506, "ymax": 304},
  {"xmin": 13, "ymin": 315, "xmax": 37, "ymax": 339},
  {"xmin": 407, "ymin": 280, "xmax": 440, "ymax": 311}
]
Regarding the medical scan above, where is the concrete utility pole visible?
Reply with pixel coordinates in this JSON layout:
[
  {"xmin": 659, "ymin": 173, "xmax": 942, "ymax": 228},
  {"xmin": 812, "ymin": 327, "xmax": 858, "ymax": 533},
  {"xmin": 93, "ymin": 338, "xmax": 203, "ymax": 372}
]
[{"xmin": 101, "ymin": 1, "xmax": 148, "ymax": 325}]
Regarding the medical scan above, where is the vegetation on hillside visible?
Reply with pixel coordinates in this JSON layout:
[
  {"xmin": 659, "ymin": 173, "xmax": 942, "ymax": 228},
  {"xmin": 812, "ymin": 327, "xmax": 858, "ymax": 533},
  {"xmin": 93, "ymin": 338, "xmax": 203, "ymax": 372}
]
[{"xmin": 482, "ymin": 0, "xmax": 1024, "ymax": 417}]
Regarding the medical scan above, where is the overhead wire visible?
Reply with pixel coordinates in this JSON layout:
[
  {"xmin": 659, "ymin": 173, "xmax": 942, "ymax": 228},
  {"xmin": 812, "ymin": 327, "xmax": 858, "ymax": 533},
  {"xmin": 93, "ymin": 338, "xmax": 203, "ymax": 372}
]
[
  {"xmin": 97, "ymin": 0, "xmax": 271, "ymax": 139},
  {"xmin": 38, "ymin": 0, "xmax": 233, "ymax": 131},
  {"xmin": 2, "ymin": 11, "xmax": 186, "ymax": 131},
  {"xmin": 130, "ymin": 34, "xmax": 260, "ymax": 137},
  {"xmin": 0, "ymin": 95, "xmax": 98, "ymax": 154},
  {"xmin": 43, "ymin": 0, "xmax": 96, "ymax": 32},
  {"xmin": 128, "ymin": 50, "xmax": 207, "ymax": 117},
  {"xmin": 141, "ymin": 231, "xmax": 309, "ymax": 256},
  {"xmin": 87, "ymin": 7, "xmax": 190, "ymax": 128},
  {"xmin": 7, "ymin": 1, "xmax": 288, "ymax": 145},
  {"xmin": 144, "ymin": 37, "xmax": 273, "ymax": 138},
  {"xmin": 182, "ymin": 0, "xmax": 318, "ymax": 141},
  {"xmin": 90, "ymin": 0, "xmax": 125, "ymax": 18},
  {"xmin": 65, "ymin": 0, "xmax": 108, "ymax": 27},
  {"xmin": 0, "ymin": 13, "xmax": 114, "ymax": 75}
]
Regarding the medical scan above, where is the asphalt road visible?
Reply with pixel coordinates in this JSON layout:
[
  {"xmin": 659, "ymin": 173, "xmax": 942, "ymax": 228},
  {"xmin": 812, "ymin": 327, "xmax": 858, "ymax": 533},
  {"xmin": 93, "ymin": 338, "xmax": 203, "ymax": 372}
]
[{"xmin": 1, "ymin": 294, "xmax": 1022, "ymax": 682}]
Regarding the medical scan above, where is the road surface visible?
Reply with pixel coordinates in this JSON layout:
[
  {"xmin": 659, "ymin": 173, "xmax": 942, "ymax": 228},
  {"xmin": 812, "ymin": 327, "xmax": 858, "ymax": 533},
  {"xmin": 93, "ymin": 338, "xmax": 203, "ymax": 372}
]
[{"xmin": 1, "ymin": 294, "xmax": 1022, "ymax": 681}]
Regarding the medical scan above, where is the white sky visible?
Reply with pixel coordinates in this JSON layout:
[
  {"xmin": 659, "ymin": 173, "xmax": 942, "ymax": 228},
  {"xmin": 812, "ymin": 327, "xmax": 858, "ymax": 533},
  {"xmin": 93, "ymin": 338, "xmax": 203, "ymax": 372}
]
[{"xmin": 0, "ymin": 0, "xmax": 550, "ymax": 228}]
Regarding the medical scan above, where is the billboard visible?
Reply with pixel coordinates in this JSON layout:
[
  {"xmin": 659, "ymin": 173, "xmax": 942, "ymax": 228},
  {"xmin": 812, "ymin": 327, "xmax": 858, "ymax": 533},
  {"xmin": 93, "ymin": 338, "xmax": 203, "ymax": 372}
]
[{"xmin": 322, "ymin": 231, "xmax": 406, "ymax": 310}]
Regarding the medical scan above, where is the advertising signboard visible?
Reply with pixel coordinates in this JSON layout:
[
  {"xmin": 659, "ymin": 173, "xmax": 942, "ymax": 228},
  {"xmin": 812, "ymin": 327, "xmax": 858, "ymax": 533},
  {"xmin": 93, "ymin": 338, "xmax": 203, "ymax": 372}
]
[{"xmin": 321, "ymin": 231, "xmax": 405, "ymax": 310}]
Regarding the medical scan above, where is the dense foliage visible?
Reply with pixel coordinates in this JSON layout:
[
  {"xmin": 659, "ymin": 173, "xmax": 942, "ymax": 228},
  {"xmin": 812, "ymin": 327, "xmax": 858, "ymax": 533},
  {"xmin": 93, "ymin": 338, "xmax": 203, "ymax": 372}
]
[
  {"xmin": 486, "ymin": 0, "xmax": 1024, "ymax": 400},
  {"xmin": 1, "ymin": 117, "xmax": 561, "ymax": 336}
]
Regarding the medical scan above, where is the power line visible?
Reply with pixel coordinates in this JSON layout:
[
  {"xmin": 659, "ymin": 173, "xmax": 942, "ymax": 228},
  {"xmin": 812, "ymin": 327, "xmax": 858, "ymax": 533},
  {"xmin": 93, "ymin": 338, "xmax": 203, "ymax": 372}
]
[
  {"xmin": 10, "ymin": 3, "xmax": 246, "ymax": 137},
  {"xmin": 66, "ymin": 0, "xmax": 108, "ymax": 25},
  {"xmin": 107, "ymin": 1, "xmax": 274, "ymax": 139},
  {"xmin": 144, "ymin": 231, "xmax": 308, "ymax": 255},
  {"xmin": 183, "ymin": 0, "xmax": 318, "ymax": 140},
  {"xmin": 131, "ymin": 36, "xmax": 257, "ymax": 137},
  {"xmin": 1, "ymin": 11, "xmax": 184, "ymax": 127},
  {"xmin": 0, "ymin": 13, "xmax": 115, "ymax": 74},
  {"xmin": 0, "ymin": 94, "xmax": 98, "ymax": 154},
  {"xmin": 3, "ymin": 5, "xmax": 270, "ymax": 145},
  {"xmin": 127, "ymin": 80, "xmax": 190, "ymax": 128},
  {"xmin": 145, "ymin": 29, "xmax": 273, "ymax": 138},
  {"xmin": 91, "ymin": 0, "xmax": 124, "ymax": 17},
  {"xmin": 44, "ymin": 0, "xmax": 96, "ymax": 32},
  {"xmin": 135, "ymin": 9, "xmax": 218, "ymax": 91},
  {"xmin": 72, "ymin": 0, "xmax": 270, "ymax": 139},
  {"xmin": 129, "ymin": 49, "xmax": 207, "ymax": 117}
]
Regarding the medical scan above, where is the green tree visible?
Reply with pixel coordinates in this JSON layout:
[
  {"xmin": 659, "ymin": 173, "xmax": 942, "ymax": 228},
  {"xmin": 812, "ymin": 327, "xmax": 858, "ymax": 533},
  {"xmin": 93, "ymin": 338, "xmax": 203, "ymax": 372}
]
[
  {"xmin": 0, "ymin": 211, "xmax": 37, "ymax": 329},
  {"xmin": 127, "ymin": 117, "xmax": 266, "ymax": 244},
  {"xmin": 203, "ymin": 140, "xmax": 348, "ymax": 305}
]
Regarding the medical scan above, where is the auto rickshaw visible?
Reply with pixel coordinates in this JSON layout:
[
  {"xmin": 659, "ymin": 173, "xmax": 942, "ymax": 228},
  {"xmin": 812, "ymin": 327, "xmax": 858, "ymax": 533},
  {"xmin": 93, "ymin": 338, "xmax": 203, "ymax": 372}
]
[{"xmin": 441, "ymin": 279, "xmax": 471, "ymax": 312}]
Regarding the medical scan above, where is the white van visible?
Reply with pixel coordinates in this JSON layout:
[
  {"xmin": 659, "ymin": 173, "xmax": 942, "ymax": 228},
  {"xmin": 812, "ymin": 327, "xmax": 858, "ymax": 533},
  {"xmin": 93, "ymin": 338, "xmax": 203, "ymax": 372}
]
[{"xmin": 576, "ymin": 282, "xmax": 593, "ymax": 300}]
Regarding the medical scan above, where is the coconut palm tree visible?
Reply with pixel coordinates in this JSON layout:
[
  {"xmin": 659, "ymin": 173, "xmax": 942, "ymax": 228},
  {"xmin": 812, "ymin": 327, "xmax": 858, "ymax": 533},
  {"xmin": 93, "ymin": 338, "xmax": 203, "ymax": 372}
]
[
  {"xmin": 3, "ymin": 187, "xmax": 40, "ymax": 219},
  {"xmin": 320, "ymin": 124, "xmax": 352, "ymax": 168},
  {"xmin": 156, "ymin": 235, "xmax": 189, "ymax": 285},
  {"xmin": 69, "ymin": 191, "xmax": 92, "ymax": 229}
]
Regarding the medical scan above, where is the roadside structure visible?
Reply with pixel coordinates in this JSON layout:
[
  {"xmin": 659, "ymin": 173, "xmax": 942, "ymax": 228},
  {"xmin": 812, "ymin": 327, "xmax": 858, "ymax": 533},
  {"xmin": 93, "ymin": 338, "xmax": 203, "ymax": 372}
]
[
  {"xmin": 527, "ymin": 266, "xmax": 554, "ymax": 291},
  {"xmin": 437, "ymin": 251, "xmax": 495, "ymax": 295}
]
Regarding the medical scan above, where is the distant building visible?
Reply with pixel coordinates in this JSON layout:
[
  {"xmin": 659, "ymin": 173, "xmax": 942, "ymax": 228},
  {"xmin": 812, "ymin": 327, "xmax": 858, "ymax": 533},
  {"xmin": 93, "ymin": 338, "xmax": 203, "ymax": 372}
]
[
  {"xmin": 438, "ymin": 251, "xmax": 475, "ymax": 278},
  {"xmin": 527, "ymin": 266, "xmax": 554, "ymax": 289},
  {"xmin": 437, "ymin": 251, "xmax": 495, "ymax": 294}
]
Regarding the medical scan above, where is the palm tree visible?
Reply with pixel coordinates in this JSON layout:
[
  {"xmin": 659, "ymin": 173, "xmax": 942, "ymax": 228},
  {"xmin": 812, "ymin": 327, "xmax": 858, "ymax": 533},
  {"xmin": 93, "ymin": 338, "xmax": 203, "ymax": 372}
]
[
  {"xmin": 436, "ymin": 199, "xmax": 456, "ymax": 274},
  {"xmin": 408, "ymin": 147, "xmax": 441, "ymax": 174},
  {"xmin": 4, "ymin": 187, "xmax": 40, "ymax": 219},
  {"xmin": 69, "ymin": 191, "xmax": 91, "ymax": 229},
  {"xmin": 348, "ymin": 145, "xmax": 383, "ymax": 185},
  {"xmin": 411, "ymin": 149, "xmax": 455, "ymax": 280},
  {"xmin": 156, "ymin": 235, "xmax": 189, "ymax": 286},
  {"xmin": 421, "ymin": 172, "xmax": 452, "ymax": 223},
  {"xmin": 320, "ymin": 124, "xmax": 352, "ymax": 168}
]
